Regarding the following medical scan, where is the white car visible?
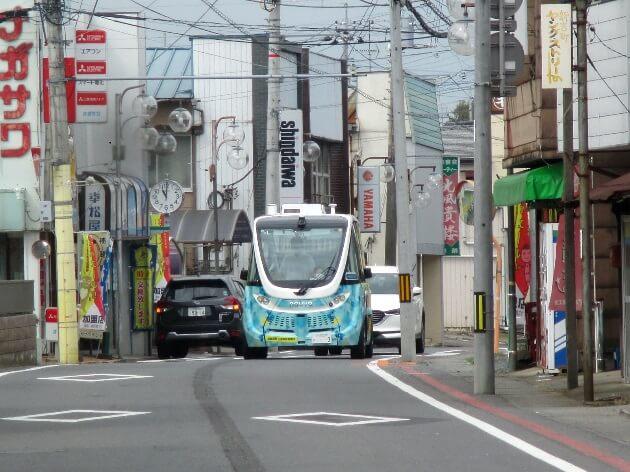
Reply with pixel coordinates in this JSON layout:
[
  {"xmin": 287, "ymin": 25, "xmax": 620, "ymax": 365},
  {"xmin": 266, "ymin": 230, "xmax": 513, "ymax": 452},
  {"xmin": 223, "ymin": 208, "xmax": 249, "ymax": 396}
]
[{"xmin": 367, "ymin": 266, "xmax": 425, "ymax": 353}]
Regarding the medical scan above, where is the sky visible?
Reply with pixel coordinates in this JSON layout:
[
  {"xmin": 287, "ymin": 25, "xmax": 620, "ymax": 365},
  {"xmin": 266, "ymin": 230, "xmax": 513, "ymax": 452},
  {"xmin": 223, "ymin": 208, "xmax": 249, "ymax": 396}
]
[{"xmin": 63, "ymin": 0, "xmax": 473, "ymax": 119}]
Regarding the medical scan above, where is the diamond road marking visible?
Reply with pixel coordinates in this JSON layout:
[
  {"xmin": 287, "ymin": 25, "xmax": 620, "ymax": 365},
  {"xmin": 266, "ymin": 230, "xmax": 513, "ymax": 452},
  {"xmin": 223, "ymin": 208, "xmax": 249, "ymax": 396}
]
[
  {"xmin": 2, "ymin": 409, "xmax": 150, "ymax": 423},
  {"xmin": 138, "ymin": 357, "xmax": 220, "ymax": 364},
  {"xmin": 37, "ymin": 373, "xmax": 153, "ymax": 382},
  {"xmin": 253, "ymin": 412, "xmax": 409, "ymax": 427}
]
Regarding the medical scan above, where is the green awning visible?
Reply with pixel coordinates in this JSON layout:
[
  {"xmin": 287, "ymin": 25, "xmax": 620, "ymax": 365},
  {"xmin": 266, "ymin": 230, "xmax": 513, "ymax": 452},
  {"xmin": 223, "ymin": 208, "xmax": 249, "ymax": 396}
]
[{"xmin": 493, "ymin": 163, "xmax": 564, "ymax": 206}]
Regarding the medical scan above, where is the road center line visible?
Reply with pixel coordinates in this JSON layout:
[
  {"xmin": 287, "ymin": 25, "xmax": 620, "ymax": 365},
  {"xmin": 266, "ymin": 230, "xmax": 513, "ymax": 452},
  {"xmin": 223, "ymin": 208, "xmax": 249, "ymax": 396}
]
[{"xmin": 367, "ymin": 359, "xmax": 586, "ymax": 472}]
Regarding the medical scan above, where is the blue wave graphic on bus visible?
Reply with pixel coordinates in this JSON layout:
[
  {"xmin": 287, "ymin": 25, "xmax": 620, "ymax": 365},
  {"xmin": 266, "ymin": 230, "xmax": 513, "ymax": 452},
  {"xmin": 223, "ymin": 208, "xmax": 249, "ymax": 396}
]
[{"xmin": 243, "ymin": 284, "xmax": 367, "ymax": 347}]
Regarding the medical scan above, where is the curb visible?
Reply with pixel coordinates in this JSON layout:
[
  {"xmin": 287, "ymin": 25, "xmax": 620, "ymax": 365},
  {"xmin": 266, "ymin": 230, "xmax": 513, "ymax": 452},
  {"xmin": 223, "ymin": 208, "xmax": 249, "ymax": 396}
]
[{"xmin": 620, "ymin": 408, "xmax": 630, "ymax": 418}]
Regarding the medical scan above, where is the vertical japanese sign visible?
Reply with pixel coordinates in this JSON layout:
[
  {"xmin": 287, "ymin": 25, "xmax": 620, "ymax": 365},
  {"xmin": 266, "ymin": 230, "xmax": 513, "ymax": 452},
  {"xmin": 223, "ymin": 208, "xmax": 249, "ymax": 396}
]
[
  {"xmin": 131, "ymin": 246, "xmax": 154, "ymax": 330},
  {"xmin": 514, "ymin": 203, "xmax": 531, "ymax": 323},
  {"xmin": 0, "ymin": 4, "xmax": 41, "ymax": 230},
  {"xmin": 443, "ymin": 156, "xmax": 460, "ymax": 256},
  {"xmin": 541, "ymin": 4, "xmax": 572, "ymax": 89},
  {"xmin": 75, "ymin": 29, "xmax": 107, "ymax": 122},
  {"xmin": 85, "ymin": 182, "xmax": 106, "ymax": 231},
  {"xmin": 78, "ymin": 232, "xmax": 112, "ymax": 334},
  {"xmin": 278, "ymin": 109, "xmax": 304, "ymax": 205},
  {"xmin": 549, "ymin": 214, "xmax": 583, "ymax": 312},
  {"xmin": 357, "ymin": 166, "xmax": 381, "ymax": 233},
  {"xmin": 150, "ymin": 213, "xmax": 171, "ymax": 303}
]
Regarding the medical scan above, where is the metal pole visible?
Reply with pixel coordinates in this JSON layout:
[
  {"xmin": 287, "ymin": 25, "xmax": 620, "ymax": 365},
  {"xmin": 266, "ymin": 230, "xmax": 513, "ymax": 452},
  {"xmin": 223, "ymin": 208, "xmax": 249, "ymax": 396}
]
[
  {"xmin": 390, "ymin": 0, "xmax": 415, "ymax": 361},
  {"xmin": 576, "ymin": 0, "xmax": 594, "ymax": 402},
  {"xmin": 563, "ymin": 85, "xmax": 578, "ymax": 390},
  {"xmin": 265, "ymin": 1, "xmax": 282, "ymax": 208},
  {"xmin": 506, "ymin": 172, "xmax": 517, "ymax": 371},
  {"xmin": 45, "ymin": 0, "xmax": 79, "ymax": 364},
  {"xmin": 473, "ymin": 0, "xmax": 495, "ymax": 394},
  {"xmin": 212, "ymin": 120, "xmax": 220, "ymax": 274}
]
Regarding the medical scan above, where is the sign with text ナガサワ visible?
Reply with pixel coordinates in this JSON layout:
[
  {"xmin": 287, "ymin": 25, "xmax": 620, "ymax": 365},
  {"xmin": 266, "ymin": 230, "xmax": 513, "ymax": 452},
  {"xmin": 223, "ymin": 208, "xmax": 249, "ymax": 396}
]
[
  {"xmin": 278, "ymin": 109, "xmax": 304, "ymax": 205},
  {"xmin": 541, "ymin": 4, "xmax": 572, "ymax": 89},
  {"xmin": 357, "ymin": 166, "xmax": 381, "ymax": 233}
]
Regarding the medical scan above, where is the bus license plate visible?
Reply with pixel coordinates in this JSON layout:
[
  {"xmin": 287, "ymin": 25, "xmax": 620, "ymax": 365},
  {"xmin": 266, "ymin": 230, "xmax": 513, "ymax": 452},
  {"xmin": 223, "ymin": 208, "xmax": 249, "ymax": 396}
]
[
  {"xmin": 188, "ymin": 307, "xmax": 206, "ymax": 317},
  {"xmin": 311, "ymin": 333, "xmax": 331, "ymax": 344}
]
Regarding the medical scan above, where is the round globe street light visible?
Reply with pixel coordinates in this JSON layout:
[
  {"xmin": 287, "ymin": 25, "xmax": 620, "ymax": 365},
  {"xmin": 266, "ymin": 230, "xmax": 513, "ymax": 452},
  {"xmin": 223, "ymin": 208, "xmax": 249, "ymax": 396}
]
[
  {"xmin": 227, "ymin": 144, "xmax": 249, "ymax": 170},
  {"xmin": 223, "ymin": 122, "xmax": 245, "ymax": 145},
  {"xmin": 136, "ymin": 125, "xmax": 160, "ymax": 150},
  {"xmin": 415, "ymin": 189, "xmax": 431, "ymax": 209},
  {"xmin": 168, "ymin": 107, "xmax": 193, "ymax": 133},
  {"xmin": 426, "ymin": 171, "xmax": 443, "ymax": 191},
  {"xmin": 303, "ymin": 140, "xmax": 321, "ymax": 163},
  {"xmin": 381, "ymin": 164, "xmax": 396, "ymax": 183},
  {"xmin": 155, "ymin": 133, "xmax": 177, "ymax": 155},
  {"xmin": 447, "ymin": 0, "xmax": 475, "ymax": 21},
  {"xmin": 132, "ymin": 93, "xmax": 158, "ymax": 119},
  {"xmin": 448, "ymin": 21, "xmax": 475, "ymax": 56}
]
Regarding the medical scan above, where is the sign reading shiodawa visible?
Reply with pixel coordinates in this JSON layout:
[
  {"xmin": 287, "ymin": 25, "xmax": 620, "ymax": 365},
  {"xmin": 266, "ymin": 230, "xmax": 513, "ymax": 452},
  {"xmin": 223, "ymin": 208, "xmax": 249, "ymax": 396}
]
[
  {"xmin": 357, "ymin": 166, "xmax": 381, "ymax": 233},
  {"xmin": 278, "ymin": 109, "xmax": 304, "ymax": 205},
  {"xmin": 443, "ymin": 156, "xmax": 460, "ymax": 256},
  {"xmin": 541, "ymin": 4, "xmax": 572, "ymax": 89},
  {"xmin": 0, "ymin": 4, "xmax": 41, "ymax": 231},
  {"xmin": 75, "ymin": 29, "xmax": 108, "ymax": 122}
]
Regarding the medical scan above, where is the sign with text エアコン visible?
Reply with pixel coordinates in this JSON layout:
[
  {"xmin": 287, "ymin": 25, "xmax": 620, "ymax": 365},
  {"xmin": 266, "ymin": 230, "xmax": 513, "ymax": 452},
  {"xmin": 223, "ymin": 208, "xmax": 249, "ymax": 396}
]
[
  {"xmin": 278, "ymin": 109, "xmax": 304, "ymax": 205},
  {"xmin": 357, "ymin": 166, "xmax": 381, "ymax": 233}
]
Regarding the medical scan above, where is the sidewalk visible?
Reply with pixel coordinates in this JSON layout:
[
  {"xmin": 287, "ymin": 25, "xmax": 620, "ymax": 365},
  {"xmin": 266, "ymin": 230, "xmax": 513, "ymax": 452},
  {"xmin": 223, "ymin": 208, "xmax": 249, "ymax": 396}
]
[{"xmin": 388, "ymin": 333, "xmax": 630, "ymax": 449}]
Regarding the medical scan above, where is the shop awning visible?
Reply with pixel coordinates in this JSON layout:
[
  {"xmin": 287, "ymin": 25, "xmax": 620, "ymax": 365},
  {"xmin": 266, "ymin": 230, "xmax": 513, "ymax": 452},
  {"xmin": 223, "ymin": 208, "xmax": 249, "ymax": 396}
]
[
  {"xmin": 169, "ymin": 209, "xmax": 252, "ymax": 244},
  {"xmin": 493, "ymin": 163, "xmax": 564, "ymax": 206},
  {"xmin": 590, "ymin": 172, "xmax": 630, "ymax": 201}
]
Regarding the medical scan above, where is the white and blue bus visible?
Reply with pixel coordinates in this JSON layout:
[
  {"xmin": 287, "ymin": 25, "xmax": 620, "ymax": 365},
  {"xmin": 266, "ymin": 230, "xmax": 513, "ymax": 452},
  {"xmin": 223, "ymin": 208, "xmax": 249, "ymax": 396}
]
[{"xmin": 239, "ymin": 204, "xmax": 373, "ymax": 359}]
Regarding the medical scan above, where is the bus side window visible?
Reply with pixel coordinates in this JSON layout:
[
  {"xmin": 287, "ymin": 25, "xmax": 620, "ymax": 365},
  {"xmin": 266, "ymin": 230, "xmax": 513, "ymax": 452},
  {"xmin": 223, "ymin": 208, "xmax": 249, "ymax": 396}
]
[
  {"xmin": 345, "ymin": 229, "xmax": 361, "ymax": 283},
  {"xmin": 352, "ymin": 223, "xmax": 366, "ymax": 280},
  {"xmin": 247, "ymin": 250, "xmax": 261, "ymax": 286}
]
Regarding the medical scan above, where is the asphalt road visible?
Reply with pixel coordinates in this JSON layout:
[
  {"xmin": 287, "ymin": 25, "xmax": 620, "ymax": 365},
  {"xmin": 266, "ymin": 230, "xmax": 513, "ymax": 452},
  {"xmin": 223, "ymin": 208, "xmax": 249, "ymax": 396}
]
[{"xmin": 0, "ymin": 348, "xmax": 623, "ymax": 472}]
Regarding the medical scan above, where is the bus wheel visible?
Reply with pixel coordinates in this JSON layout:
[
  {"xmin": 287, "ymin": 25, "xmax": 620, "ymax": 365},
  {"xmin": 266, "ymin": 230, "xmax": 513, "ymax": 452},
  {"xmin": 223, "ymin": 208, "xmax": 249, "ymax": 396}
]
[
  {"xmin": 328, "ymin": 347, "xmax": 343, "ymax": 355},
  {"xmin": 314, "ymin": 347, "xmax": 328, "ymax": 356},
  {"xmin": 350, "ymin": 324, "xmax": 367, "ymax": 359},
  {"xmin": 244, "ymin": 347, "xmax": 267, "ymax": 359}
]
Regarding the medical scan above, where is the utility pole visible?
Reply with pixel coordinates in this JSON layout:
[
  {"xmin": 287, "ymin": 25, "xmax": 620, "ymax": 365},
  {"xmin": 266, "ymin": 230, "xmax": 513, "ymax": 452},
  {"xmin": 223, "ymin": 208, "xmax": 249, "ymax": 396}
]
[
  {"xmin": 563, "ymin": 83, "xmax": 578, "ymax": 390},
  {"xmin": 385, "ymin": 88, "xmax": 396, "ymax": 266},
  {"xmin": 576, "ymin": 0, "xmax": 594, "ymax": 402},
  {"xmin": 390, "ymin": 0, "xmax": 415, "ymax": 361},
  {"xmin": 473, "ymin": 0, "xmax": 495, "ymax": 393},
  {"xmin": 265, "ymin": 0, "xmax": 281, "ymax": 208},
  {"xmin": 45, "ymin": 0, "xmax": 79, "ymax": 364}
]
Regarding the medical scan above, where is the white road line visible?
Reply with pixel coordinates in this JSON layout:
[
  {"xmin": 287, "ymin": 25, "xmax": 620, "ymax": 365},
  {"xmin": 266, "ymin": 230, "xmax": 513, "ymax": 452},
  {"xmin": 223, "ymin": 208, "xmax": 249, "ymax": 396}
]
[
  {"xmin": 253, "ymin": 411, "xmax": 409, "ymax": 427},
  {"xmin": 38, "ymin": 373, "xmax": 153, "ymax": 382},
  {"xmin": 2, "ymin": 409, "xmax": 150, "ymax": 423},
  {"xmin": 0, "ymin": 365, "xmax": 58, "ymax": 379},
  {"xmin": 367, "ymin": 359, "xmax": 586, "ymax": 472}
]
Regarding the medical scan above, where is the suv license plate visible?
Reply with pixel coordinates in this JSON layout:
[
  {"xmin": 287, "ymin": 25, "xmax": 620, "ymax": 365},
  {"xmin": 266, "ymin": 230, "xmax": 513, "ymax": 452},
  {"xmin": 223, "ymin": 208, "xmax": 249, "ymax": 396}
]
[
  {"xmin": 311, "ymin": 333, "xmax": 331, "ymax": 344},
  {"xmin": 188, "ymin": 307, "xmax": 206, "ymax": 317}
]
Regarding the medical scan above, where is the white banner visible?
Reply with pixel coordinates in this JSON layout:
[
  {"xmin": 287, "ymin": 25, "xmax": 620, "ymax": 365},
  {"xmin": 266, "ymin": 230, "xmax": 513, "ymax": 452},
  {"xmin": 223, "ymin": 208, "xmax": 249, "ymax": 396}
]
[
  {"xmin": 541, "ymin": 4, "xmax": 572, "ymax": 89},
  {"xmin": 357, "ymin": 166, "xmax": 381, "ymax": 233},
  {"xmin": 278, "ymin": 109, "xmax": 304, "ymax": 205}
]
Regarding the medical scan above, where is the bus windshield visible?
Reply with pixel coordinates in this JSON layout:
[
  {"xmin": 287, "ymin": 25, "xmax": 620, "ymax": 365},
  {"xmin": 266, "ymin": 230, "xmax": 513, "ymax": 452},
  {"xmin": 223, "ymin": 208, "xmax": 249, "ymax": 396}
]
[{"xmin": 257, "ymin": 221, "xmax": 346, "ymax": 289}]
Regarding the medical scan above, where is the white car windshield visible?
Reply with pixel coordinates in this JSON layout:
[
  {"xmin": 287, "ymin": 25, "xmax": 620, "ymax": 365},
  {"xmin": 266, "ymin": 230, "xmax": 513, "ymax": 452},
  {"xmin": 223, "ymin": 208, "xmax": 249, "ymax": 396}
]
[
  {"xmin": 257, "ymin": 220, "xmax": 346, "ymax": 289},
  {"xmin": 368, "ymin": 273, "xmax": 399, "ymax": 294}
]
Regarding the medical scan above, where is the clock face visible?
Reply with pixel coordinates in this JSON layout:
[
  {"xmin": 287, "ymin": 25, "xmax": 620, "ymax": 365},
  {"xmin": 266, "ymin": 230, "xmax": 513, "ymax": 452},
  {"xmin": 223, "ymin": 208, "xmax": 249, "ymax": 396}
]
[{"xmin": 150, "ymin": 179, "xmax": 184, "ymax": 214}]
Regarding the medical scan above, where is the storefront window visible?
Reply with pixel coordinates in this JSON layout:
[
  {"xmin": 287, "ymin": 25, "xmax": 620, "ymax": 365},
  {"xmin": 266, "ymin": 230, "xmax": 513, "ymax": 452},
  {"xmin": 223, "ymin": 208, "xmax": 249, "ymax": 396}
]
[
  {"xmin": 149, "ymin": 135, "xmax": 192, "ymax": 190},
  {"xmin": 0, "ymin": 234, "xmax": 24, "ymax": 280},
  {"xmin": 311, "ymin": 143, "xmax": 331, "ymax": 204}
]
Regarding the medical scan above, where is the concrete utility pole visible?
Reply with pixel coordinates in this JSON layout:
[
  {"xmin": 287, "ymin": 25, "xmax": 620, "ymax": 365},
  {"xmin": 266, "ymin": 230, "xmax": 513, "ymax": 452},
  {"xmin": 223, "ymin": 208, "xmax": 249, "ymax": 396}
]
[
  {"xmin": 563, "ymin": 83, "xmax": 578, "ymax": 390},
  {"xmin": 389, "ymin": 0, "xmax": 415, "ymax": 361},
  {"xmin": 473, "ymin": 0, "xmax": 495, "ymax": 394},
  {"xmin": 576, "ymin": 0, "xmax": 594, "ymax": 402},
  {"xmin": 45, "ymin": 0, "xmax": 79, "ymax": 364},
  {"xmin": 265, "ymin": 0, "xmax": 281, "ymax": 208}
]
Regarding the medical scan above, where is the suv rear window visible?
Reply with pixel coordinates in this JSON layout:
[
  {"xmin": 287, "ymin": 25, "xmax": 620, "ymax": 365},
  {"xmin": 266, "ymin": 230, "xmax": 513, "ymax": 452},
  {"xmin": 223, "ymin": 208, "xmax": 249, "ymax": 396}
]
[
  {"xmin": 368, "ymin": 273, "xmax": 399, "ymax": 294},
  {"xmin": 166, "ymin": 281, "xmax": 230, "ymax": 302}
]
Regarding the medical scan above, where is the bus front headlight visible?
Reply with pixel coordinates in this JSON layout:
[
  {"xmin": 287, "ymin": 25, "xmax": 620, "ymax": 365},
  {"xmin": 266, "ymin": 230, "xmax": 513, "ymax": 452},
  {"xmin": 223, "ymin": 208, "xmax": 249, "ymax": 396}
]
[{"xmin": 256, "ymin": 295, "xmax": 270, "ymax": 305}]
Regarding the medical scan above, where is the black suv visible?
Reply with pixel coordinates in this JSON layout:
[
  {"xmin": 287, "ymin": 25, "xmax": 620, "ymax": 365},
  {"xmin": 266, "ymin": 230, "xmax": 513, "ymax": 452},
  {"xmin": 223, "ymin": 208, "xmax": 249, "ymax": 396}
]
[{"xmin": 154, "ymin": 275, "xmax": 245, "ymax": 359}]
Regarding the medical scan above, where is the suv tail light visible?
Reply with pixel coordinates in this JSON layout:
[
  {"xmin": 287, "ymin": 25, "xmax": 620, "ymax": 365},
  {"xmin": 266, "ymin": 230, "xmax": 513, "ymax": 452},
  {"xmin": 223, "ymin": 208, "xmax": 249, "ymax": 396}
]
[
  {"xmin": 221, "ymin": 296, "xmax": 241, "ymax": 312},
  {"xmin": 155, "ymin": 299, "xmax": 169, "ymax": 315}
]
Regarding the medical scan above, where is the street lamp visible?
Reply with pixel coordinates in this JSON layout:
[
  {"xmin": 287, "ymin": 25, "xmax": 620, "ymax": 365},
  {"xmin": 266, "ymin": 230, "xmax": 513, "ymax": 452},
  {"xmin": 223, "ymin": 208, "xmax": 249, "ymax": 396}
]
[
  {"xmin": 414, "ymin": 184, "xmax": 431, "ymax": 209},
  {"xmin": 136, "ymin": 125, "xmax": 160, "ymax": 150},
  {"xmin": 211, "ymin": 117, "xmax": 248, "ymax": 273},
  {"xmin": 303, "ymin": 139, "xmax": 321, "ymax": 163},
  {"xmin": 155, "ymin": 133, "xmax": 178, "ymax": 155},
  {"xmin": 448, "ymin": 20, "xmax": 475, "ymax": 56},
  {"xmin": 168, "ymin": 107, "xmax": 193, "ymax": 133},
  {"xmin": 408, "ymin": 165, "xmax": 443, "ymax": 207}
]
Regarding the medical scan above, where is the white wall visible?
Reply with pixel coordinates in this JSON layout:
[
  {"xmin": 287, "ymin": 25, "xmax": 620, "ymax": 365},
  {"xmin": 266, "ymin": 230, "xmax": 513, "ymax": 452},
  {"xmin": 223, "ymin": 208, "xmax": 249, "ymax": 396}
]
[{"xmin": 557, "ymin": 0, "xmax": 630, "ymax": 151}]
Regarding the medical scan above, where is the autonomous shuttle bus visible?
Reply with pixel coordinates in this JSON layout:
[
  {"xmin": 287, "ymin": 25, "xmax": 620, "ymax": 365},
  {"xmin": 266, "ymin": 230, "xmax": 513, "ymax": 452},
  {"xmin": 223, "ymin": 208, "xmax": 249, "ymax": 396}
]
[{"xmin": 240, "ymin": 204, "xmax": 373, "ymax": 359}]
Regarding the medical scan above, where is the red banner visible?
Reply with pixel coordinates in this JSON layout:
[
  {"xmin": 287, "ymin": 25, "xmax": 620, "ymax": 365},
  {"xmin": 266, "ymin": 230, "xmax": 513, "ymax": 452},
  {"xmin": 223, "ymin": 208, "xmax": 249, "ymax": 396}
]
[{"xmin": 549, "ymin": 214, "xmax": 583, "ymax": 312}]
